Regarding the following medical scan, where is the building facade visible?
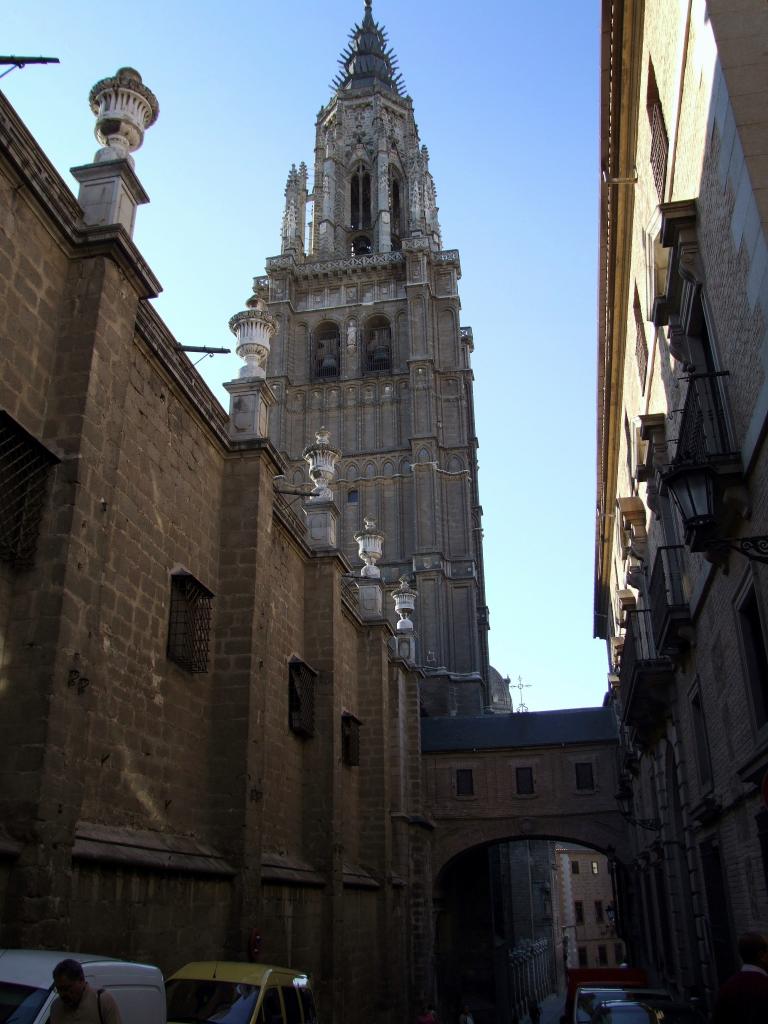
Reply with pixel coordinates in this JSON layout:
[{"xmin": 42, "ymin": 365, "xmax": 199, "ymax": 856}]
[
  {"xmin": 254, "ymin": 1, "xmax": 491, "ymax": 714},
  {"xmin": 596, "ymin": 0, "xmax": 768, "ymax": 1007},
  {"xmin": 555, "ymin": 845, "xmax": 622, "ymax": 978}
]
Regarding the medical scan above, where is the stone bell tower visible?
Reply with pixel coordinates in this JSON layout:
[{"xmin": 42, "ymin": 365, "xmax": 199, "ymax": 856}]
[{"xmin": 250, "ymin": 0, "xmax": 489, "ymax": 710}]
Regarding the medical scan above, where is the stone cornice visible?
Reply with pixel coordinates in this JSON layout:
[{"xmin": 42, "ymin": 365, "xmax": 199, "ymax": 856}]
[
  {"xmin": 264, "ymin": 248, "xmax": 460, "ymax": 281},
  {"xmin": 595, "ymin": 0, "xmax": 643, "ymax": 637}
]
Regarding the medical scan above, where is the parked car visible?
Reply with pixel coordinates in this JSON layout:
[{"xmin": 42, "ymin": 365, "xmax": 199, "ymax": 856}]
[
  {"xmin": 0, "ymin": 948, "xmax": 165, "ymax": 1024},
  {"xmin": 574, "ymin": 987, "xmax": 672, "ymax": 1023},
  {"xmin": 165, "ymin": 962, "xmax": 317, "ymax": 1024},
  {"xmin": 589, "ymin": 998, "xmax": 705, "ymax": 1023},
  {"xmin": 562, "ymin": 968, "xmax": 650, "ymax": 1024}
]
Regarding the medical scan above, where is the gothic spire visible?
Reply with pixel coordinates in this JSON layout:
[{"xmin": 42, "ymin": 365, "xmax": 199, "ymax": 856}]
[{"xmin": 332, "ymin": 1, "xmax": 406, "ymax": 97}]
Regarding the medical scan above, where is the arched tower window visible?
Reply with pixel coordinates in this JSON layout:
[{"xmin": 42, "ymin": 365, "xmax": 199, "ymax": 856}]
[
  {"xmin": 313, "ymin": 321, "xmax": 340, "ymax": 379},
  {"xmin": 351, "ymin": 235, "xmax": 372, "ymax": 256},
  {"xmin": 351, "ymin": 163, "xmax": 372, "ymax": 230},
  {"xmin": 390, "ymin": 170, "xmax": 403, "ymax": 250},
  {"xmin": 363, "ymin": 315, "xmax": 392, "ymax": 373}
]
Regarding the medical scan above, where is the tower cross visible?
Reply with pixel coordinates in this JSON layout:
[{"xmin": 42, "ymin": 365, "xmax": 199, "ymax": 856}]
[{"xmin": 512, "ymin": 675, "xmax": 532, "ymax": 713}]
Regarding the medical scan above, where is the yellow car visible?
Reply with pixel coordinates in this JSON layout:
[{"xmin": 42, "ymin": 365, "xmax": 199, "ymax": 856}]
[{"xmin": 165, "ymin": 962, "xmax": 317, "ymax": 1024}]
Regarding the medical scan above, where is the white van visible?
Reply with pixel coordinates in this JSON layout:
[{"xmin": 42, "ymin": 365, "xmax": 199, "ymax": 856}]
[{"xmin": 0, "ymin": 949, "xmax": 165, "ymax": 1024}]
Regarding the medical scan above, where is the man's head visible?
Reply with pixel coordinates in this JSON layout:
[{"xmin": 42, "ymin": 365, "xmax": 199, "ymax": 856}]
[
  {"xmin": 52, "ymin": 959, "xmax": 87, "ymax": 1008},
  {"xmin": 738, "ymin": 932, "xmax": 768, "ymax": 969}
]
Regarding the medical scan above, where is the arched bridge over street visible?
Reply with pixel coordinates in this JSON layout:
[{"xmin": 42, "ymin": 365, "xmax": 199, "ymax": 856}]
[{"xmin": 420, "ymin": 707, "xmax": 630, "ymax": 876}]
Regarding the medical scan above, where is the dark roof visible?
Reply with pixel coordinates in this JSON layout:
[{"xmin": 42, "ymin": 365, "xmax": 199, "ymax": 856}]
[
  {"xmin": 421, "ymin": 708, "xmax": 618, "ymax": 753},
  {"xmin": 333, "ymin": 1, "xmax": 406, "ymax": 97}
]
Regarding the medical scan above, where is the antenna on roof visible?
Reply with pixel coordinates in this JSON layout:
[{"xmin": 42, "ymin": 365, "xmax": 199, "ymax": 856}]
[{"xmin": 0, "ymin": 56, "xmax": 60, "ymax": 80}]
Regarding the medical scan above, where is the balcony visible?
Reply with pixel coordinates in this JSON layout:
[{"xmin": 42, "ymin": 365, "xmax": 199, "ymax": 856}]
[
  {"xmin": 649, "ymin": 546, "xmax": 692, "ymax": 656},
  {"xmin": 672, "ymin": 371, "xmax": 735, "ymax": 465},
  {"xmin": 619, "ymin": 608, "xmax": 675, "ymax": 748}
]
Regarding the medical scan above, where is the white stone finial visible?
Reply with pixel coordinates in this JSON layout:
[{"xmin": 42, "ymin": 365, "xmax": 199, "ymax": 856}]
[
  {"xmin": 392, "ymin": 577, "xmax": 416, "ymax": 631},
  {"xmin": 302, "ymin": 428, "xmax": 341, "ymax": 502},
  {"xmin": 229, "ymin": 295, "xmax": 277, "ymax": 379},
  {"xmin": 354, "ymin": 515, "xmax": 385, "ymax": 578},
  {"xmin": 88, "ymin": 67, "xmax": 159, "ymax": 165}
]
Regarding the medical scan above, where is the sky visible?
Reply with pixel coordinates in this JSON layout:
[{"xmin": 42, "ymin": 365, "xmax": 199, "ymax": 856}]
[{"xmin": 4, "ymin": 0, "xmax": 609, "ymax": 711}]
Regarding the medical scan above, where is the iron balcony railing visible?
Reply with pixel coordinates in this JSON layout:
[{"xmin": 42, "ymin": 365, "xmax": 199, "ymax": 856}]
[
  {"xmin": 620, "ymin": 608, "xmax": 661, "ymax": 688},
  {"xmin": 672, "ymin": 371, "xmax": 734, "ymax": 464},
  {"xmin": 649, "ymin": 545, "xmax": 692, "ymax": 655}
]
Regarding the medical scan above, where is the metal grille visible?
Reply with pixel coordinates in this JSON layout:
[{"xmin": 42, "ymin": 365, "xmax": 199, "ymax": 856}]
[
  {"xmin": 0, "ymin": 412, "xmax": 58, "ymax": 569},
  {"xmin": 313, "ymin": 326, "xmax": 340, "ymax": 379},
  {"xmin": 363, "ymin": 326, "xmax": 392, "ymax": 372},
  {"xmin": 619, "ymin": 608, "xmax": 658, "ymax": 688},
  {"xmin": 341, "ymin": 713, "xmax": 361, "ymax": 766},
  {"xmin": 167, "ymin": 572, "xmax": 213, "ymax": 673},
  {"xmin": 674, "ymin": 372, "xmax": 733, "ymax": 463},
  {"xmin": 649, "ymin": 102, "xmax": 668, "ymax": 201},
  {"xmin": 649, "ymin": 545, "xmax": 688, "ymax": 646},
  {"xmin": 289, "ymin": 659, "xmax": 316, "ymax": 737},
  {"xmin": 634, "ymin": 307, "xmax": 648, "ymax": 392}
]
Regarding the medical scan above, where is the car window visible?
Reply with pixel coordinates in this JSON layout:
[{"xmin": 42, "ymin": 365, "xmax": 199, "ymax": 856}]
[
  {"xmin": 0, "ymin": 982, "xmax": 51, "ymax": 1024},
  {"xmin": 166, "ymin": 979, "xmax": 260, "ymax": 1023},
  {"xmin": 296, "ymin": 986, "xmax": 317, "ymax": 1024},
  {"xmin": 280, "ymin": 987, "xmax": 301, "ymax": 1024},
  {"xmin": 255, "ymin": 987, "xmax": 284, "ymax": 1024}
]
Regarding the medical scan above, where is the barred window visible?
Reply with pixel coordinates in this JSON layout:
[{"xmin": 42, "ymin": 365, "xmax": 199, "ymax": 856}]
[
  {"xmin": 363, "ymin": 316, "xmax": 392, "ymax": 373},
  {"xmin": 341, "ymin": 712, "xmax": 361, "ymax": 766},
  {"xmin": 634, "ymin": 289, "xmax": 648, "ymax": 392},
  {"xmin": 167, "ymin": 571, "xmax": 213, "ymax": 673},
  {"xmin": 0, "ymin": 412, "xmax": 58, "ymax": 569},
  {"xmin": 289, "ymin": 658, "xmax": 316, "ymax": 738},
  {"xmin": 647, "ymin": 62, "xmax": 668, "ymax": 201}
]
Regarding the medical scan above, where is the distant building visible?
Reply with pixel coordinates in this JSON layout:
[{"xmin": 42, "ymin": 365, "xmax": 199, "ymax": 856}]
[
  {"xmin": 596, "ymin": 0, "xmax": 768, "ymax": 1006},
  {"xmin": 555, "ymin": 845, "xmax": 621, "ymax": 982}
]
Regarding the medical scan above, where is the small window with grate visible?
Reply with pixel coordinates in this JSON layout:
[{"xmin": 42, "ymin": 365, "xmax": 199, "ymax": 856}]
[
  {"xmin": 0, "ymin": 412, "xmax": 58, "ymax": 570},
  {"xmin": 167, "ymin": 571, "xmax": 213, "ymax": 673},
  {"xmin": 456, "ymin": 768, "xmax": 474, "ymax": 796},
  {"xmin": 289, "ymin": 658, "xmax": 316, "ymax": 738},
  {"xmin": 647, "ymin": 61, "xmax": 668, "ymax": 201},
  {"xmin": 341, "ymin": 712, "xmax": 361, "ymax": 766},
  {"xmin": 575, "ymin": 762, "xmax": 595, "ymax": 791}
]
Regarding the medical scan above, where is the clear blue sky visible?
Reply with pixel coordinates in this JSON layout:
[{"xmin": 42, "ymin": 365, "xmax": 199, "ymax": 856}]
[{"xmin": 4, "ymin": 0, "xmax": 608, "ymax": 711}]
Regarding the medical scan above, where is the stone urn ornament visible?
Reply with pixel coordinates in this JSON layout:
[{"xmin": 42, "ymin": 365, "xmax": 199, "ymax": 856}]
[
  {"xmin": 88, "ymin": 67, "xmax": 159, "ymax": 164},
  {"xmin": 302, "ymin": 428, "xmax": 341, "ymax": 502},
  {"xmin": 354, "ymin": 516, "xmax": 385, "ymax": 578},
  {"xmin": 229, "ymin": 295, "xmax": 277, "ymax": 379},
  {"xmin": 392, "ymin": 577, "xmax": 416, "ymax": 631}
]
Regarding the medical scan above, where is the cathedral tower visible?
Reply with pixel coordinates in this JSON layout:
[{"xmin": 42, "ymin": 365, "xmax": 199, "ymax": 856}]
[{"xmin": 254, "ymin": 1, "xmax": 489, "ymax": 709}]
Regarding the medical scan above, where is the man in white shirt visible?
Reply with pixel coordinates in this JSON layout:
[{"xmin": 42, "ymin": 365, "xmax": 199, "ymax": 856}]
[{"xmin": 51, "ymin": 960, "xmax": 122, "ymax": 1024}]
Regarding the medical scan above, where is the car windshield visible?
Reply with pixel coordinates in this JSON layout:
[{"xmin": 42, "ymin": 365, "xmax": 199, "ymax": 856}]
[
  {"xmin": 166, "ymin": 980, "xmax": 261, "ymax": 1024},
  {"xmin": 0, "ymin": 981, "xmax": 51, "ymax": 1024},
  {"xmin": 577, "ymin": 990, "xmax": 671, "ymax": 1022}
]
